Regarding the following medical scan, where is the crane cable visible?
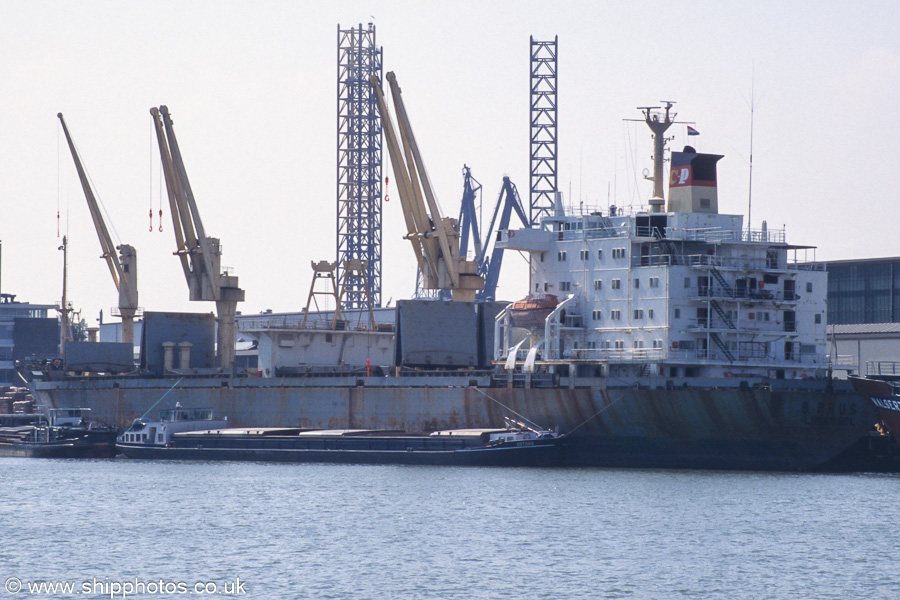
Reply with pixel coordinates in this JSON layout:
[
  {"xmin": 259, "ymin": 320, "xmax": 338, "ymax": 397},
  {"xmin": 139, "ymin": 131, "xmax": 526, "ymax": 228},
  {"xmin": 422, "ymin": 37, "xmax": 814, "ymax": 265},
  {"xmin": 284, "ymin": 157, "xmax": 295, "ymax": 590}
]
[
  {"xmin": 57, "ymin": 124, "xmax": 61, "ymax": 237},
  {"xmin": 149, "ymin": 122, "xmax": 163, "ymax": 232}
]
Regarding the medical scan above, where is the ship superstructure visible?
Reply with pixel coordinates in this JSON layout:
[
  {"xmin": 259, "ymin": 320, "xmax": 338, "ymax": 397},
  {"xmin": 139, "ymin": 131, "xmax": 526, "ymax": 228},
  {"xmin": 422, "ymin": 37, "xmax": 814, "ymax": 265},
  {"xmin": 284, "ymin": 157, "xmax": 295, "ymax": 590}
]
[{"xmin": 495, "ymin": 108, "xmax": 827, "ymax": 384}]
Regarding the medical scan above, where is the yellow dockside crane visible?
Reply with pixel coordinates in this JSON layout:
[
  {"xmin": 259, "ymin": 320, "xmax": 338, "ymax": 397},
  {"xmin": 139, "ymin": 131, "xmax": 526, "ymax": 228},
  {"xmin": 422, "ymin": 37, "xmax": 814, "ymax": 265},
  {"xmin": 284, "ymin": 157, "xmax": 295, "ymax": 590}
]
[
  {"xmin": 150, "ymin": 105, "xmax": 244, "ymax": 370},
  {"xmin": 369, "ymin": 72, "xmax": 484, "ymax": 302},
  {"xmin": 57, "ymin": 113, "xmax": 139, "ymax": 345}
]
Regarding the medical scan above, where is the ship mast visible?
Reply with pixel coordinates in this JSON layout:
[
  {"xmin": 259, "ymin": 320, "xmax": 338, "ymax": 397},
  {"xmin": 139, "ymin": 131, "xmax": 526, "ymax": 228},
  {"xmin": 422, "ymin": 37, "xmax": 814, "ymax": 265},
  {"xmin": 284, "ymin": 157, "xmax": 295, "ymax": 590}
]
[
  {"xmin": 639, "ymin": 102, "xmax": 675, "ymax": 213},
  {"xmin": 57, "ymin": 235, "xmax": 73, "ymax": 357}
]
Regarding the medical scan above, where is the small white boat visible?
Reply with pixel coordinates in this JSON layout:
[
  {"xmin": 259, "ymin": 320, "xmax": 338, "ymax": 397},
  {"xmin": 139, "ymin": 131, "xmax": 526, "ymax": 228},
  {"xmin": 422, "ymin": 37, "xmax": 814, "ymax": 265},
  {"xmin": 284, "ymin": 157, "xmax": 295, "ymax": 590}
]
[{"xmin": 117, "ymin": 403, "xmax": 227, "ymax": 456}]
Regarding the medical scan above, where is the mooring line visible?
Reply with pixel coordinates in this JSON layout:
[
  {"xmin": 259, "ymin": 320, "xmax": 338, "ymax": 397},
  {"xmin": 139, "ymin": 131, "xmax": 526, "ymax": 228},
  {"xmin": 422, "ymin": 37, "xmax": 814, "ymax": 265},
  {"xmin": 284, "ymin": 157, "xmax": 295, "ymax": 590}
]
[
  {"xmin": 474, "ymin": 386, "xmax": 624, "ymax": 435},
  {"xmin": 137, "ymin": 377, "xmax": 185, "ymax": 421},
  {"xmin": 472, "ymin": 387, "xmax": 546, "ymax": 431},
  {"xmin": 566, "ymin": 392, "xmax": 625, "ymax": 436}
]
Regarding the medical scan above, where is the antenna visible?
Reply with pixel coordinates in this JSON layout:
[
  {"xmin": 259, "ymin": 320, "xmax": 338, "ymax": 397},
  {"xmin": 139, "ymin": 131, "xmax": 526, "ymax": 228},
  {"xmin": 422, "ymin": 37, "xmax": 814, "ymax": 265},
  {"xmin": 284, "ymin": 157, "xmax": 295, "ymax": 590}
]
[{"xmin": 747, "ymin": 69, "xmax": 756, "ymax": 236}]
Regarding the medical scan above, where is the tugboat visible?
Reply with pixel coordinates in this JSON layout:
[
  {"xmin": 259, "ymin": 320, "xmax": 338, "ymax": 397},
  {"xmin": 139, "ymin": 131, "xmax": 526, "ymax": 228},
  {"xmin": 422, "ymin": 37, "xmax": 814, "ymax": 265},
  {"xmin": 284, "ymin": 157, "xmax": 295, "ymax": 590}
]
[
  {"xmin": 116, "ymin": 404, "xmax": 228, "ymax": 456},
  {"xmin": 0, "ymin": 408, "xmax": 117, "ymax": 458}
]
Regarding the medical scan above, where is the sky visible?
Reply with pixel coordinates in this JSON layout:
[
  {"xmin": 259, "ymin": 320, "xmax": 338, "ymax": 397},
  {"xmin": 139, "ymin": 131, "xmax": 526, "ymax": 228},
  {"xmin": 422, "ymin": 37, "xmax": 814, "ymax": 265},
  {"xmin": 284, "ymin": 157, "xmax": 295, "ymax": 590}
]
[{"xmin": 1, "ymin": 0, "xmax": 898, "ymax": 328}]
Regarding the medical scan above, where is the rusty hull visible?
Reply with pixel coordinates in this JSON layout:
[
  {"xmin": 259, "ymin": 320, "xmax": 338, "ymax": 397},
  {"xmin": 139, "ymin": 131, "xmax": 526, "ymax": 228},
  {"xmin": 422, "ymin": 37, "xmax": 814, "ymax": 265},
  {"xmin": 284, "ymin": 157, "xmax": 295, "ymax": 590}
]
[{"xmin": 32, "ymin": 375, "xmax": 872, "ymax": 471}]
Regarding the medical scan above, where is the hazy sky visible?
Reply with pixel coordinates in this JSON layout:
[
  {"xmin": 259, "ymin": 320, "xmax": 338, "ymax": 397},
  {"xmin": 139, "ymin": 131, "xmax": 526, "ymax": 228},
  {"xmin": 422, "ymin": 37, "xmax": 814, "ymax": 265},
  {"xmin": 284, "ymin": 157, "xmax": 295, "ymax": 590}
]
[{"xmin": 1, "ymin": 1, "xmax": 898, "ymax": 326}]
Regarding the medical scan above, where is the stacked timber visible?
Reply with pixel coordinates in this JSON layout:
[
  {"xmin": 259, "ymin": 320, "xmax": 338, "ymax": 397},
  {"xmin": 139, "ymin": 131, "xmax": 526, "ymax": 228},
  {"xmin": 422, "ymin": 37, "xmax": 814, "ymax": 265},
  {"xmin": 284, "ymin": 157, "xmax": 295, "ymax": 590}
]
[{"xmin": 0, "ymin": 387, "xmax": 35, "ymax": 414}]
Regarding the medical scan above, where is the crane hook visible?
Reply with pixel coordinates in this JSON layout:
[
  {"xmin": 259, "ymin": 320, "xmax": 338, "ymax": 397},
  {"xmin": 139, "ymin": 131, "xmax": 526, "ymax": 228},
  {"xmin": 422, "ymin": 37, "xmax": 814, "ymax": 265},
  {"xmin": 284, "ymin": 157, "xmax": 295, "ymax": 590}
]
[
  {"xmin": 149, "ymin": 208, "xmax": 153, "ymax": 232},
  {"xmin": 159, "ymin": 209, "xmax": 163, "ymax": 232}
]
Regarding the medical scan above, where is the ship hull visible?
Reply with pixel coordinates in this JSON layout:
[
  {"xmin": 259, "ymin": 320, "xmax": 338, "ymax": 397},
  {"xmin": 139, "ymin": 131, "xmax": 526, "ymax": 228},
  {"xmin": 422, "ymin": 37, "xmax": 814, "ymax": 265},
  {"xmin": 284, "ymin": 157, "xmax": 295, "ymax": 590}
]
[
  {"xmin": 31, "ymin": 375, "xmax": 872, "ymax": 471},
  {"xmin": 117, "ymin": 440, "xmax": 561, "ymax": 467},
  {"xmin": 850, "ymin": 376, "xmax": 900, "ymax": 444},
  {"xmin": 0, "ymin": 434, "xmax": 117, "ymax": 458}
]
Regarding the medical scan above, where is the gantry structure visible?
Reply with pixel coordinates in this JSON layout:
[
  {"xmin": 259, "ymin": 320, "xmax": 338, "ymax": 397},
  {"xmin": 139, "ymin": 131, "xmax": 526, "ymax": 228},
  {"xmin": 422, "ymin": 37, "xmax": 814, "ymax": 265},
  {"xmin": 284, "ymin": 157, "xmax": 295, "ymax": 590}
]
[
  {"xmin": 337, "ymin": 23, "xmax": 383, "ymax": 310},
  {"xmin": 529, "ymin": 36, "xmax": 558, "ymax": 226}
]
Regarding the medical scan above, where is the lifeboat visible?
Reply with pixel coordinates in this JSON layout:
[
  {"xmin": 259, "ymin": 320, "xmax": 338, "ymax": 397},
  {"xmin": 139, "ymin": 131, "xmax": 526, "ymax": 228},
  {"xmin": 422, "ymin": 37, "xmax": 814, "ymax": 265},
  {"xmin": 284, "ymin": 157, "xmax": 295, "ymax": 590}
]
[{"xmin": 509, "ymin": 295, "xmax": 558, "ymax": 328}]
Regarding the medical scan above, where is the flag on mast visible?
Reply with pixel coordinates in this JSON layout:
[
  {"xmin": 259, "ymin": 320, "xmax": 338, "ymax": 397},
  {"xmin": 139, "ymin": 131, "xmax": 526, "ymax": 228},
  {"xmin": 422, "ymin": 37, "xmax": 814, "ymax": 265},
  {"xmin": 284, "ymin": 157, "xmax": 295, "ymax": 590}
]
[{"xmin": 686, "ymin": 125, "xmax": 700, "ymax": 136}]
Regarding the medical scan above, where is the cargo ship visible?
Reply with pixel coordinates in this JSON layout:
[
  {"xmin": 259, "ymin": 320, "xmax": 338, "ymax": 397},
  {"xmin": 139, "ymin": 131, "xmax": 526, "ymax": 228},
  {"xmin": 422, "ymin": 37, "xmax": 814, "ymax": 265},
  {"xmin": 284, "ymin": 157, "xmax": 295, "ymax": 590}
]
[{"xmin": 27, "ymin": 103, "xmax": 874, "ymax": 471}]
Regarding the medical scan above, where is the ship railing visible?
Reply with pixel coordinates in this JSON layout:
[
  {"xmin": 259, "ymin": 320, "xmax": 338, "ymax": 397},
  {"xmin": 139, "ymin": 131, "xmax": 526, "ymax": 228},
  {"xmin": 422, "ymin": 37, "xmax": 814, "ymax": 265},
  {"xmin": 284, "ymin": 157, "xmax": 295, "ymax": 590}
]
[
  {"xmin": 669, "ymin": 349, "xmax": 830, "ymax": 367},
  {"xmin": 553, "ymin": 203, "xmax": 645, "ymax": 218},
  {"xmin": 685, "ymin": 254, "xmax": 822, "ymax": 273},
  {"xmin": 636, "ymin": 254, "xmax": 677, "ymax": 267},
  {"xmin": 687, "ymin": 254, "xmax": 766, "ymax": 270},
  {"xmin": 790, "ymin": 261, "xmax": 825, "ymax": 271},
  {"xmin": 686, "ymin": 318, "xmax": 710, "ymax": 330},
  {"xmin": 829, "ymin": 355, "xmax": 856, "ymax": 369},
  {"xmin": 667, "ymin": 226, "xmax": 786, "ymax": 244},
  {"xmin": 634, "ymin": 226, "xmax": 672, "ymax": 239},
  {"xmin": 866, "ymin": 361, "xmax": 900, "ymax": 377},
  {"xmin": 693, "ymin": 286, "xmax": 794, "ymax": 302},
  {"xmin": 741, "ymin": 228, "xmax": 786, "ymax": 244},
  {"xmin": 569, "ymin": 347, "xmax": 666, "ymax": 362},
  {"xmin": 685, "ymin": 318, "xmax": 765, "ymax": 331},
  {"xmin": 159, "ymin": 407, "xmax": 214, "ymax": 421},
  {"xmin": 674, "ymin": 227, "xmax": 742, "ymax": 243},
  {"xmin": 237, "ymin": 315, "xmax": 391, "ymax": 333},
  {"xmin": 555, "ymin": 223, "xmax": 629, "ymax": 241}
]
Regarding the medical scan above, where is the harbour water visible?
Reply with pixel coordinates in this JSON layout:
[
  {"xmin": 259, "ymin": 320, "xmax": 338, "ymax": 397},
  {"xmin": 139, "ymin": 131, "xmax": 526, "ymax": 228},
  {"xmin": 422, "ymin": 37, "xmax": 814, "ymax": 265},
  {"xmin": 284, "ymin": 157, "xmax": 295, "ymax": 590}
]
[{"xmin": 1, "ymin": 458, "xmax": 898, "ymax": 599}]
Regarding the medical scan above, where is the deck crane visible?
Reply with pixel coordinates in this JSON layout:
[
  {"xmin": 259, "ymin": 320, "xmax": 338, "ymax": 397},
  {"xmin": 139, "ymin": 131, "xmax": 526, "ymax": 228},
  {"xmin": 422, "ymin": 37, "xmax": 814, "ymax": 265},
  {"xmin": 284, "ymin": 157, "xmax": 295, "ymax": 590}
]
[
  {"xmin": 456, "ymin": 167, "xmax": 529, "ymax": 302},
  {"xmin": 57, "ymin": 113, "xmax": 139, "ymax": 345},
  {"xmin": 478, "ymin": 176, "xmax": 528, "ymax": 301},
  {"xmin": 369, "ymin": 72, "xmax": 484, "ymax": 303},
  {"xmin": 149, "ymin": 105, "xmax": 245, "ymax": 370}
]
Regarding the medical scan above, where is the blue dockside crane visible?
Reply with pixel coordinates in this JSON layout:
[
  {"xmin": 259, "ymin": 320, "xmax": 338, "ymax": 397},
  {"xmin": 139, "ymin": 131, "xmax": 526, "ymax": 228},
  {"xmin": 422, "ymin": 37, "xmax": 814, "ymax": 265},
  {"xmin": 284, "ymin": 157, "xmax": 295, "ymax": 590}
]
[{"xmin": 456, "ymin": 167, "xmax": 529, "ymax": 302}]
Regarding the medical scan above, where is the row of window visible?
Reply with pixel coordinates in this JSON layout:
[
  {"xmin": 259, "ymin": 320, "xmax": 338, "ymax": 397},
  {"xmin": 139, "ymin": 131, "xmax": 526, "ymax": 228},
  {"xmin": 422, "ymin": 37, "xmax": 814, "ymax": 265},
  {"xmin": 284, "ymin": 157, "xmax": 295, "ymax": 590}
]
[
  {"xmin": 670, "ymin": 307, "xmax": 823, "ymax": 325},
  {"xmin": 556, "ymin": 248, "xmax": 628, "ymax": 262},
  {"xmin": 592, "ymin": 309, "xmax": 656, "ymax": 321},
  {"xmin": 586, "ymin": 339, "xmax": 665, "ymax": 349},
  {"xmin": 590, "ymin": 276, "xmax": 660, "ymax": 291},
  {"xmin": 587, "ymin": 307, "xmax": 823, "ymax": 326}
]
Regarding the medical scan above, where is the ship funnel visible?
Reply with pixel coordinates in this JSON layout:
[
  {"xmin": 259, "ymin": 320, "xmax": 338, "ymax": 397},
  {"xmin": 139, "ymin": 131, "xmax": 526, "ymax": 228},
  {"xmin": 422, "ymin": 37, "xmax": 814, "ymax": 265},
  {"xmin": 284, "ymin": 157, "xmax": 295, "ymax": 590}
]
[
  {"xmin": 667, "ymin": 147, "xmax": 723, "ymax": 214},
  {"xmin": 554, "ymin": 191, "xmax": 565, "ymax": 216}
]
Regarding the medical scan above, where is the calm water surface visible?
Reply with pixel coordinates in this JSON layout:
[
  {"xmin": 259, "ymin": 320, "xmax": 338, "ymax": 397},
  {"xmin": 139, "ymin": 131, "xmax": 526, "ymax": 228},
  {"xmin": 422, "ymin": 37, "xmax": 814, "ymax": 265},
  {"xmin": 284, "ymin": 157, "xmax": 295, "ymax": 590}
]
[{"xmin": 0, "ymin": 458, "xmax": 897, "ymax": 599}]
